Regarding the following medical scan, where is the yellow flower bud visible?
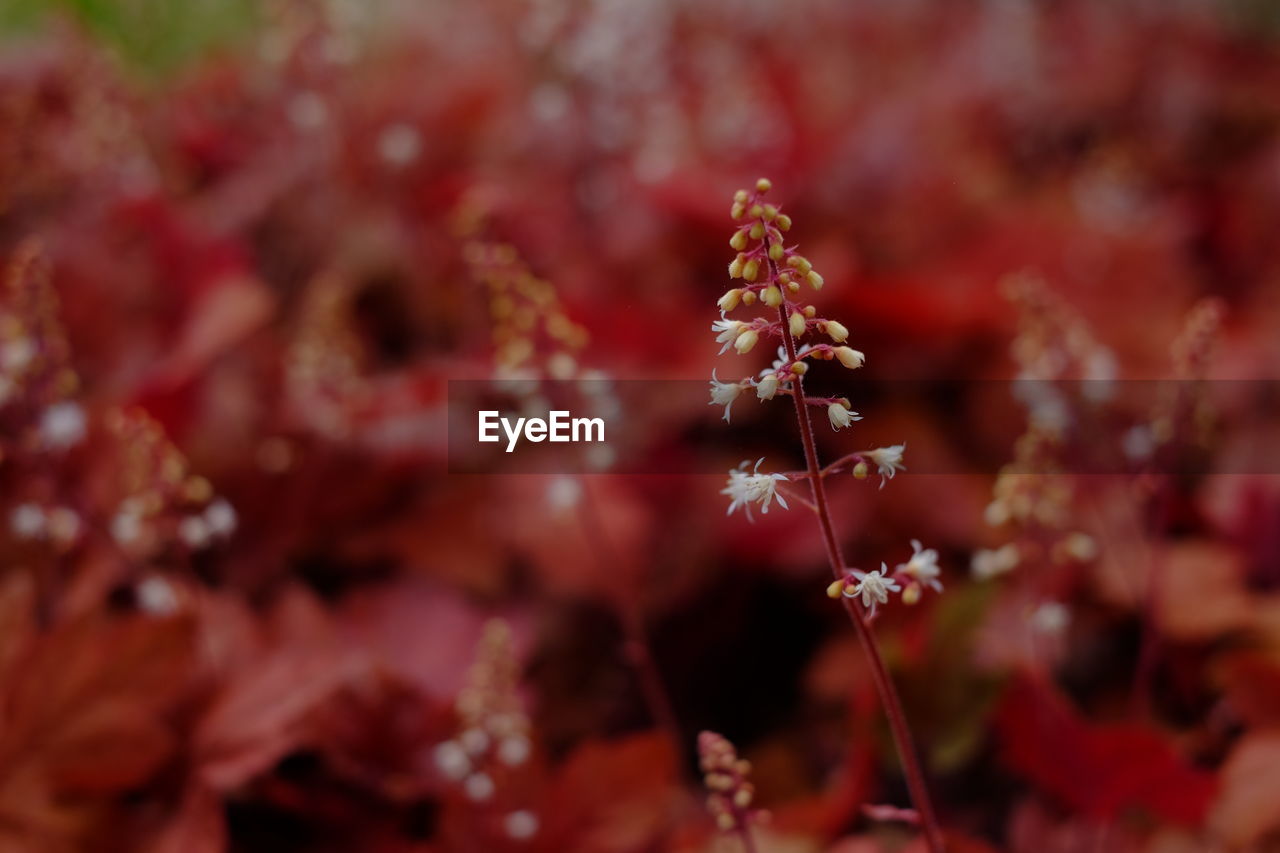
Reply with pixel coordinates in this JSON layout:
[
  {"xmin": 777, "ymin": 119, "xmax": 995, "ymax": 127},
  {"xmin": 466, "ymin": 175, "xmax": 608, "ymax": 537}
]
[
  {"xmin": 834, "ymin": 346, "xmax": 864, "ymax": 369},
  {"xmin": 749, "ymin": 223, "xmax": 764, "ymax": 240},
  {"xmin": 734, "ymin": 189, "xmax": 749, "ymax": 203},
  {"xmin": 827, "ymin": 579, "xmax": 846, "ymax": 598},
  {"xmin": 825, "ymin": 320, "xmax": 850, "ymax": 342},
  {"xmin": 803, "ymin": 305, "xmax": 817, "ymax": 318},
  {"xmin": 762, "ymin": 204, "xmax": 778, "ymax": 221},
  {"xmin": 902, "ymin": 583, "xmax": 922, "ymax": 606},
  {"xmin": 742, "ymin": 290, "xmax": 757, "ymax": 305},
  {"xmin": 762, "ymin": 285, "xmax": 783, "ymax": 307},
  {"xmin": 748, "ymin": 204, "xmax": 764, "ymax": 219},
  {"xmin": 734, "ymin": 329, "xmax": 759, "ymax": 354},
  {"xmin": 718, "ymin": 289, "xmax": 742, "ymax": 311},
  {"xmin": 787, "ymin": 256, "xmax": 812, "ymax": 275},
  {"xmin": 807, "ymin": 270, "xmax": 824, "ymax": 290},
  {"xmin": 729, "ymin": 230, "xmax": 748, "ymax": 251},
  {"xmin": 755, "ymin": 177, "xmax": 772, "ymax": 193},
  {"xmin": 742, "ymin": 259, "xmax": 759, "ymax": 282},
  {"xmin": 728, "ymin": 256, "xmax": 744, "ymax": 278},
  {"xmin": 787, "ymin": 281, "xmax": 800, "ymax": 292},
  {"xmin": 789, "ymin": 311, "xmax": 806, "ymax": 337},
  {"xmin": 731, "ymin": 203, "xmax": 745, "ymax": 220},
  {"xmin": 768, "ymin": 243, "xmax": 785, "ymax": 261},
  {"xmin": 790, "ymin": 361, "xmax": 808, "ymax": 375},
  {"xmin": 776, "ymin": 214, "xmax": 792, "ymax": 231}
]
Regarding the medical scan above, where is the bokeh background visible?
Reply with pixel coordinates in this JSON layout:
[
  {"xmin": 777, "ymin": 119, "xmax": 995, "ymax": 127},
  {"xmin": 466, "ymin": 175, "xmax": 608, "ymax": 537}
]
[{"xmin": 2, "ymin": 1, "xmax": 1280, "ymax": 851}]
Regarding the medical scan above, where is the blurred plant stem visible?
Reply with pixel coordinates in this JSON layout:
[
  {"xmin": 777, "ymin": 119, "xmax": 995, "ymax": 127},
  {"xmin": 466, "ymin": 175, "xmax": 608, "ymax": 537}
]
[
  {"xmin": 774, "ymin": 298, "xmax": 946, "ymax": 853},
  {"xmin": 575, "ymin": 477, "xmax": 683, "ymax": 755}
]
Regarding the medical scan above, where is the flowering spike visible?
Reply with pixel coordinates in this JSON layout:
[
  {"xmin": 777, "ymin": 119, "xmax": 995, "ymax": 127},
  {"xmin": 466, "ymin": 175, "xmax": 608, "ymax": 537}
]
[{"xmin": 699, "ymin": 731, "xmax": 761, "ymax": 838}]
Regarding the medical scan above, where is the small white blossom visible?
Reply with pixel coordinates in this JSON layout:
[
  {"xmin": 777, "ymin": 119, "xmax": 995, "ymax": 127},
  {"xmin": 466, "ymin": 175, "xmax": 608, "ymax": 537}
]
[
  {"xmin": 721, "ymin": 458, "xmax": 789, "ymax": 520},
  {"xmin": 377, "ymin": 123, "xmax": 422, "ymax": 167},
  {"xmin": 1, "ymin": 337, "xmax": 34, "ymax": 373},
  {"xmin": 864, "ymin": 444, "xmax": 906, "ymax": 488},
  {"xmin": 1030, "ymin": 601, "xmax": 1071, "ymax": 635},
  {"xmin": 546, "ymin": 476, "xmax": 582, "ymax": 511},
  {"xmin": 504, "ymin": 810, "xmax": 539, "ymax": 840},
  {"xmin": 971, "ymin": 543, "xmax": 1020, "ymax": 580},
  {"xmin": 464, "ymin": 771, "xmax": 495, "ymax": 801},
  {"xmin": 897, "ymin": 539, "xmax": 942, "ymax": 592},
  {"xmin": 204, "ymin": 499, "xmax": 238, "ymax": 537},
  {"xmin": 179, "ymin": 515, "xmax": 211, "ymax": 549},
  {"xmin": 459, "ymin": 728, "xmax": 490, "ymax": 755},
  {"xmin": 136, "ymin": 575, "xmax": 179, "ymax": 615},
  {"xmin": 433, "ymin": 740, "xmax": 471, "ymax": 781},
  {"xmin": 10, "ymin": 503, "xmax": 46, "ymax": 539},
  {"xmin": 708, "ymin": 369, "xmax": 745, "ymax": 422},
  {"xmin": 712, "ymin": 316, "xmax": 744, "ymax": 354},
  {"xmin": 844, "ymin": 563, "xmax": 901, "ymax": 614},
  {"xmin": 39, "ymin": 402, "xmax": 86, "ymax": 450},
  {"xmin": 827, "ymin": 403, "xmax": 861, "ymax": 431},
  {"xmin": 498, "ymin": 735, "xmax": 531, "ymax": 767}
]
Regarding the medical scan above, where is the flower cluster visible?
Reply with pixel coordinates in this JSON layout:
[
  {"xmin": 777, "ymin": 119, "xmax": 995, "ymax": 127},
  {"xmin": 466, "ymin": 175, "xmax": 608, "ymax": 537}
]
[
  {"xmin": 0, "ymin": 240, "xmax": 80, "ymax": 448},
  {"xmin": 105, "ymin": 407, "xmax": 237, "ymax": 555},
  {"xmin": 827, "ymin": 539, "xmax": 943, "ymax": 614},
  {"xmin": 698, "ymin": 731, "xmax": 763, "ymax": 836},
  {"xmin": 708, "ymin": 178, "xmax": 866, "ymax": 433},
  {"xmin": 433, "ymin": 619, "xmax": 539, "ymax": 841}
]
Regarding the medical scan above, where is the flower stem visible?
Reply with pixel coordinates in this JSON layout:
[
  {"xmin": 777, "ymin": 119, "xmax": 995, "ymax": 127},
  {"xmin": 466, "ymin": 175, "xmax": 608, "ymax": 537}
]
[
  {"xmin": 776, "ymin": 302, "xmax": 946, "ymax": 853},
  {"xmin": 575, "ymin": 478, "xmax": 683, "ymax": 752}
]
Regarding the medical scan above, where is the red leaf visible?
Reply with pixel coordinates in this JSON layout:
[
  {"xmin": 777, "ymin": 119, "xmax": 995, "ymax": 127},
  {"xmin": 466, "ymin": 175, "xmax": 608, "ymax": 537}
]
[{"xmin": 996, "ymin": 676, "xmax": 1217, "ymax": 824}]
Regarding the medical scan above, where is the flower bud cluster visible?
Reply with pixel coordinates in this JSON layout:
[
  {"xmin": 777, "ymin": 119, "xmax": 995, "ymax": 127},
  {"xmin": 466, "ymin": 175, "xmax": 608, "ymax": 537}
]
[
  {"xmin": 464, "ymin": 240, "xmax": 588, "ymax": 381},
  {"xmin": 698, "ymin": 731, "xmax": 762, "ymax": 835},
  {"xmin": 433, "ymin": 619, "xmax": 539, "ymax": 841},
  {"xmin": 0, "ymin": 240, "xmax": 81, "ymax": 448},
  {"xmin": 826, "ymin": 539, "xmax": 943, "ymax": 615},
  {"xmin": 709, "ymin": 179, "xmax": 864, "ymax": 426},
  {"xmin": 285, "ymin": 271, "xmax": 365, "ymax": 439},
  {"xmin": 105, "ymin": 407, "xmax": 237, "ymax": 555}
]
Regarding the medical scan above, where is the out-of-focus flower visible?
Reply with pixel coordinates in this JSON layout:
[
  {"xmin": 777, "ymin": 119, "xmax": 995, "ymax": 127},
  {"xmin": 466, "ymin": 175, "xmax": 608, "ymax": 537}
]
[
  {"xmin": 898, "ymin": 539, "xmax": 943, "ymax": 593},
  {"xmin": 971, "ymin": 544, "xmax": 1020, "ymax": 580}
]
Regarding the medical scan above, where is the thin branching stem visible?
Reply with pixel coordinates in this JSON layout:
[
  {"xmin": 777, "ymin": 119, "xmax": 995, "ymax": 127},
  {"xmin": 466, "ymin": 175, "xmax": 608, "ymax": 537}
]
[{"xmin": 774, "ymin": 298, "xmax": 946, "ymax": 853}]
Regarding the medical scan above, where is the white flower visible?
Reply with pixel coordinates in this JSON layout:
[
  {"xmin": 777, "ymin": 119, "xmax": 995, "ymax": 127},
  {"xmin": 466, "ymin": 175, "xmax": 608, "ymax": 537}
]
[
  {"xmin": 504, "ymin": 810, "xmax": 539, "ymax": 840},
  {"xmin": 39, "ymin": 402, "xmax": 86, "ymax": 450},
  {"xmin": 204, "ymin": 499, "xmax": 238, "ymax": 537},
  {"xmin": 712, "ymin": 316, "xmax": 744, "ymax": 354},
  {"xmin": 864, "ymin": 444, "xmax": 906, "ymax": 488},
  {"xmin": 708, "ymin": 369, "xmax": 744, "ymax": 422},
  {"xmin": 721, "ymin": 458, "xmax": 789, "ymax": 520},
  {"xmin": 897, "ymin": 539, "xmax": 942, "ymax": 592},
  {"xmin": 10, "ymin": 503, "xmax": 46, "ymax": 539},
  {"xmin": 827, "ymin": 403, "xmax": 861, "ymax": 431},
  {"xmin": 433, "ymin": 740, "xmax": 471, "ymax": 781},
  {"xmin": 844, "ymin": 563, "xmax": 901, "ymax": 613},
  {"xmin": 463, "ymin": 771, "xmax": 495, "ymax": 801},
  {"xmin": 970, "ymin": 543, "xmax": 1019, "ymax": 580},
  {"xmin": 756, "ymin": 373, "xmax": 779, "ymax": 400},
  {"xmin": 1030, "ymin": 601, "xmax": 1071, "ymax": 635}
]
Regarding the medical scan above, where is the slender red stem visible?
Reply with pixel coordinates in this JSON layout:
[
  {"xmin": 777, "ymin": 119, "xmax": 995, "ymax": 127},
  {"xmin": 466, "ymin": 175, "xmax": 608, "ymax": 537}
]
[
  {"xmin": 575, "ymin": 478, "xmax": 683, "ymax": 752},
  {"xmin": 737, "ymin": 825, "xmax": 760, "ymax": 853},
  {"xmin": 776, "ymin": 302, "xmax": 946, "ymax": 853}
]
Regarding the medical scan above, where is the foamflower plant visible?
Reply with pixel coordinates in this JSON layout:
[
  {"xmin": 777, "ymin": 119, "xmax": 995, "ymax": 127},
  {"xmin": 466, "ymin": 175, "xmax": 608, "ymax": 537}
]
[{"xmin": 708, "ymin": 179, "xmax": 947, "ymax": 852}]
